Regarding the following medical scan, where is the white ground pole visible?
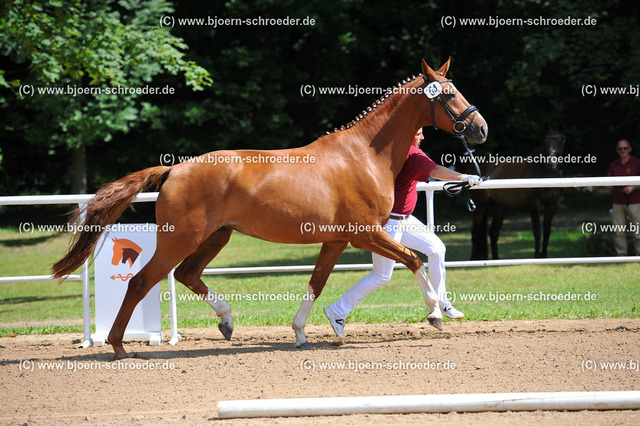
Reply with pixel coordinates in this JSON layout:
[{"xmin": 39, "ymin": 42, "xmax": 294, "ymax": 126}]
[{"xmin": 217, "ymin": 391, "xmax": 640, "ymax": 419}]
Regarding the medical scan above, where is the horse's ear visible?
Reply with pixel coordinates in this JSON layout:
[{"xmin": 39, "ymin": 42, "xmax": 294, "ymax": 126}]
[
  {"xmin": 421, "ymin": 59, "xmax": 436, "ymax": 81},
  {"xmin": 436, "ymin": 57, "xmax": 451, "ymax": 77},
  {"xmin": 112, "ymin": 238, "xmax": 116, "ymax": 242},
  {"xmin": 422, "ymin": 57, "xmax": 450, "ymax": 81}
]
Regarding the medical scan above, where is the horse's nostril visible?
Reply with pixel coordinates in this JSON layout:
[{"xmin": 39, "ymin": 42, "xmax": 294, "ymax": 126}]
[{"xmin": 480, "ymin": 125, "xmax": 487, "ymax": 139}]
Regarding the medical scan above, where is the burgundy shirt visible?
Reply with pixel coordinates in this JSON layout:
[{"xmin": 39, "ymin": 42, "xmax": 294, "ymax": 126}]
[
  {"xmin": 392, "ymin": 145, "xmax": 437, "ymax": 215},
  {"xmin": 607, "ymin": 155, "xmax": 640, "ymax": 205}
]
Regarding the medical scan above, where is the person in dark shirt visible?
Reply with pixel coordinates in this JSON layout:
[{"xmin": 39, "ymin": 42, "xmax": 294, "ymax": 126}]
[
  {"xmin": 324, "ymin": 128, "xmax": 480, "ymax": 337},
  {"xmin": 607, "ymin": 139, "xmax": 640, "ymax": 255}
]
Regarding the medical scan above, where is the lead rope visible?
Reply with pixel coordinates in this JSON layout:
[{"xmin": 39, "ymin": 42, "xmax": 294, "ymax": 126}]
[{"xmin": 442, "ymin": 136, "xmax": 488, "ymax": 212}]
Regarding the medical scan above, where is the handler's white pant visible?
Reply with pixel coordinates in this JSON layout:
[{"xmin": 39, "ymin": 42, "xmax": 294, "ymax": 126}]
[{"xmin": 331, "ymin": 215, "xmax": 449, "ymax": 319}]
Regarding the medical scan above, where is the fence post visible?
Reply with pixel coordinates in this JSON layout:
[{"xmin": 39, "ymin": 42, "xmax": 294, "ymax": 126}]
[
  {"xmin": 80, "ymin": 258, "xmax": 92, "ymax": 348},
  {"xmin": 167, "ymin": 269, "xmax": 181, "ymax": 345},
  {"xmin": 425, "ymin": 187, "xmax": 435, "ymax": 231},
  {"xmin": 78, "ymin": 202, "xmax": 93, "ymax": 348}
]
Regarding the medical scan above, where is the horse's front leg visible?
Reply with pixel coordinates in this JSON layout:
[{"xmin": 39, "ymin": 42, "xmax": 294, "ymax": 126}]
[{"xmin": 293, "ymin": 241, "xmax": 348, "ymax": 349}]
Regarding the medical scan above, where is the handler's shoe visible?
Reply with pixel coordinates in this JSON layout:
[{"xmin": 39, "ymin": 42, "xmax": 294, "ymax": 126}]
[
  {"xmin": 323, "ymin": 305, "xmax": 346, "ymax": 338},
  {"xmin": 442, "ymin": 303, "xmax": 464, "ymax": 319}
]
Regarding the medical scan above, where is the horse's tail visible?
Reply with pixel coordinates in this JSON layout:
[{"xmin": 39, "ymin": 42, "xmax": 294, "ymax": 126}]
[{"xmin": 52, "ymin": 166, "xmax": 171, "ymax": 279}]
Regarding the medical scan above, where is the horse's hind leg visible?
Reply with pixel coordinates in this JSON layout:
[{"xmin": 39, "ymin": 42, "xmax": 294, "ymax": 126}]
[
  {"xmin": 174, "ymin": 227, "xmax": 234, "ymax": 340},
  {"xmin": 108, "ymin": 235, "xmax": 200, "ymax": 360},
  {"xmin": 351, "ymin": 231, "xmax": 443, "ymax": 330},
  {"xmin": 471, "ymin": 206, "xmax": 489, "ymax": 260},
  {"xmin": 489, "ymin": 201, "xmax": 504, "ymax": 260},
  {"xmin": 531, "ymin": 202, "xmax": 542, "ymax": 257},
  {"xmin": 541, "ymin": 200, "xmax": 558, "ymax": 258},
  {"xmin": 293, "ymin": 241, "xmax": 347, "ymax": 349}
]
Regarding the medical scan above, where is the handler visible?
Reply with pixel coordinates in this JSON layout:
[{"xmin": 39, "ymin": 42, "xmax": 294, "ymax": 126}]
[{"xmin": 324, "ymin": 128, "xmax": 480, "ymax": 337}]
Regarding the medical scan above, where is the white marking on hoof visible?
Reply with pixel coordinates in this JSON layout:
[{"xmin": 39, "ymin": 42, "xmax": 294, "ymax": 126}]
[
  {"xmin": 415, "ymin": 265, "xmax": 442, "ymax": 318},
  {"xmin": 292, "ymin": 287, "xmax": 315, "ymax": 350}
]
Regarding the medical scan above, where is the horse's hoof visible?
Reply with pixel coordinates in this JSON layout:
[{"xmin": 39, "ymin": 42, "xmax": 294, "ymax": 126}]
[
  {"xmin": 111, "ymin": 351, "xmax": 134, "ymax": 361},
  {"xmin": 428, "ymin": 317, "xmax": 444, "ymax": 331},
  {"xmin": 218, "ymin": 322, "xmax": 233, "ymax": 341},
  {"xmin": 332, "ymin": 337, "xmax": 345, "ymax": 347},
  {"xmin": 295, "ymin": 341, "xmax": 313, "ymax": 350}
]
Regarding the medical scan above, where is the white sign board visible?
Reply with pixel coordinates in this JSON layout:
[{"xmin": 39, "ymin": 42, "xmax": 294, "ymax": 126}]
[{"xmin": 93, "ymin": 224, "xmax": 162, "ymax": 346}]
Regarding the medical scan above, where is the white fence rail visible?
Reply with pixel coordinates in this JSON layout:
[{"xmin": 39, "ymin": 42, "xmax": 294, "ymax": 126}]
[{"xmin": 1, "ymin": 176, "xmax": 639, "ymax": 346}]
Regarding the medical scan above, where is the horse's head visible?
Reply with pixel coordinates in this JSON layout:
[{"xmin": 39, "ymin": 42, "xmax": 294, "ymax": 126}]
[
  {"xmin": 544, "ymin": 129, "xmax": 566, "ymax": 171},
  {"xmin": 420, "ymin": 58, "xmax": 488, "ymax": 145}
]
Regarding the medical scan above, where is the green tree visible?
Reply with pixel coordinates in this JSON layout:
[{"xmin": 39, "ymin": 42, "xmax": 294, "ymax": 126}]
[
  {"xmin": 0, "ymin": 0, "xmax": 211, "ymax": 193},
  {"xmin": 497, "ymin": 0, "xmax": 640, "ymax": 171}
]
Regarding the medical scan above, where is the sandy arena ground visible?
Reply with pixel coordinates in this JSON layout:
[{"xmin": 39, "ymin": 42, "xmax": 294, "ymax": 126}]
[{"xmin": 1, "ymin": 318, "xmax": 639, "ymax": 425}]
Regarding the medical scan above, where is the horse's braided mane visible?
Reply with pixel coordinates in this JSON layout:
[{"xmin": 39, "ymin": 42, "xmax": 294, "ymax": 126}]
[{"xmin": 325, "ymin": 74, "xmax": 423, "ymax": 135}]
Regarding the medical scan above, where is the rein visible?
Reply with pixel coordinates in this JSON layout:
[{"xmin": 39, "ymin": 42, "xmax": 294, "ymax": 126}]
[{"xmin": 442, "ymin": 176, "xmax": 488, "ymax": 212}]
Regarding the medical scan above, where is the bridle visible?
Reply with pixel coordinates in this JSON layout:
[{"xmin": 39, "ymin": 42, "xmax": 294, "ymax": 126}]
[
  {"xmin": 423, "ymin": 76, "xmax": 483, "ymax": 176},
  {"xmin": 423, "ymin": 76, "xmax": 485, "ymax": 210},
  {"xmin": 424, "ymin": 77, "xmax": 479, "ymax": 139}
]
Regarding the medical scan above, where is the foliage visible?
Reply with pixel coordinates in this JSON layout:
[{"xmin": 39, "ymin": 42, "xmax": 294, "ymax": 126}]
[
  {"xmin": 0, "ymin": 0, "xmax": 211, "ymax": 191},
  {"xmin": 0, "ymin": 0, "xmax": 639, "ymax": 198},
  {"xmin": 502, "ymin": 0, "xmax": 640, "ymax": 154}
]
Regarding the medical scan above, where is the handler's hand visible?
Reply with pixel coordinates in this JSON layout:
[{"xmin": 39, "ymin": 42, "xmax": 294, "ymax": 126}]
[{"xmin": 461, "ymin": 174, "xmax": 481, "ymax": 187}]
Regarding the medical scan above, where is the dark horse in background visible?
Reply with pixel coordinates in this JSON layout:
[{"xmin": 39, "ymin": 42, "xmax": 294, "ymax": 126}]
[{"xmin": 470, "ymin": 130, "xmax": 565, "ymax": 260}]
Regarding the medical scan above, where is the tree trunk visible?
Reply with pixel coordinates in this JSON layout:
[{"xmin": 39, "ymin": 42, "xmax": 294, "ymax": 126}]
[{"xmin": 71, "ymin": 142, "xmax": 87, "ymax": 194}]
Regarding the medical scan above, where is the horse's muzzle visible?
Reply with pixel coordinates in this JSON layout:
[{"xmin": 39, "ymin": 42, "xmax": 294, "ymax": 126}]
[{"xmin": 466, "ymin": 112, "xmax": 488, "ymax": 145}]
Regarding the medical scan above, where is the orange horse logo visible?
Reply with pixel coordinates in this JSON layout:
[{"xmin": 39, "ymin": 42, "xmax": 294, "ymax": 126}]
[{"xmin": 111, "ymin": 238, "xmax": 142, "ymax": 267}]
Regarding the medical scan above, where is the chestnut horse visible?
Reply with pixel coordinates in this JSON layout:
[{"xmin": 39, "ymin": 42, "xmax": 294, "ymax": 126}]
[
  {"xmin": 53, "ymin": 59, "xmax": 487, "ymax": 359},
  {"xmin": 470, "ymin": 130, "xmax": 565, "ymax": 259}
]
